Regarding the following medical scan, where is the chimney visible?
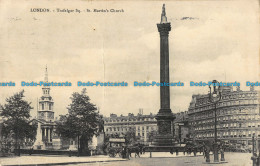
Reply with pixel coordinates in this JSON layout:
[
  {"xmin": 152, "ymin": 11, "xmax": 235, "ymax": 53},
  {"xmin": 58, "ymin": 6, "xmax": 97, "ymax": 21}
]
[{"xmin": 139, "ymin": 108, "xmax": 143, "ymax": 115}]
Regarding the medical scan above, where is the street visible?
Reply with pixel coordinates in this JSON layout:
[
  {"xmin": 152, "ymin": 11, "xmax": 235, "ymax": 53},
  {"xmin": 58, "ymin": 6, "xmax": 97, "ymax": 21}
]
[
  {"xmin": 64, "ymin": 152, "xmax": 252, "ymax": 166},
  {"xmin": 0, "ymin": 152, "xmax": 252, "ymax": 166}
]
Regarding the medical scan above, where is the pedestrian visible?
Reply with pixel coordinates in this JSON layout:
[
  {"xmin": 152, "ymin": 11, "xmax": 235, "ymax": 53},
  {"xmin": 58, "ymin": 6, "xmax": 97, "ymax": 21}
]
[
  {"xmin": 121, "ymin": 146, "xmax": 126, "ymax": 159},
  {"xmin": 138, "ymin": 144, "xmax": 143, "ymax": 155},
  {"xmin": 193, "ymin": 147, "xmax": 197, "ymax": 156},
  {"xmin": 189, "ymin": 147, "xmax": 192, "ymax": 155},
  {"xmin": 142, "ymin": 147, "xmax": 145, "ymax": 154},
  {"xmin": 176, "ymin": 148, "xmax": 179, "ymax": 156},
  {"xmin": 205, "ymin": 148, "xmax": 210, "ymax": 163},
  {"xmin": 126, "ymin": 147, "xmax": 130, "ymax": 160},
  {"xmin": 203, "ymin": 147, "xmax": 206, "ymax": 158},
  {"xmin": 170, "ymin": 147, "xmax": 174, "ymax": 155},
  {"xmin": 135, "ymin": 147, "xmax": 140, "ymax": 158},
  {"xmin": 29, "ymin": 147, "xmax": 33, "ymax": 155},
  {"xmin": 129, "ymin": 147, "xmax": 132, "ymax": 158},
  {"xmin": 220, "ymin": 148, "xmax": 225, "ymax": 161}
]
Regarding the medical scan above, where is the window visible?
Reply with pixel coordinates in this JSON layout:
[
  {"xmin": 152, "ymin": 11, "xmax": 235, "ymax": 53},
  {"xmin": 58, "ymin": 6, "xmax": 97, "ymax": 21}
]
[
  {"xmin": 49, "ymin": 104, "xmax": 51, "ymax": 110},
  {"xmin": 42, "ymin": 104, "xmax": 44, "ymax": 110}
]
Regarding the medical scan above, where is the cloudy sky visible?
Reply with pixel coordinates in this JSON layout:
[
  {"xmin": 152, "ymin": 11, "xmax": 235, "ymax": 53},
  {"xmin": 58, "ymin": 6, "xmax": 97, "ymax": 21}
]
[{"xmin": 0, "ymin": 0, "xmax": 259, "ymax": 118}]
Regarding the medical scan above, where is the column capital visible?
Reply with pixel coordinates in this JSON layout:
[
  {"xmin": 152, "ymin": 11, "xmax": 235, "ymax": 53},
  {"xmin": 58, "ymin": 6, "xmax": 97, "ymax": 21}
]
[{"xmin": 157, "ymin": 23, "xmax": 171, "ymax": 36}]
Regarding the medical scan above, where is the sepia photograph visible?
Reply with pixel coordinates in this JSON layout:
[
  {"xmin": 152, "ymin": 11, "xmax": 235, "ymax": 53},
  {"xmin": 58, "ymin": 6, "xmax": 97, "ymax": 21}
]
[{"xmin": 0, "ymin": 0, "xmax": 259, "ymax": 165}]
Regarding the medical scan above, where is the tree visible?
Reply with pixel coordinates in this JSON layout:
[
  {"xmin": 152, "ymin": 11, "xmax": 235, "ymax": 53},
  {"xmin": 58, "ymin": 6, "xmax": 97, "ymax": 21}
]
[
  {"xmin": 124, "ymin": 129, "xmax": 137, "ymax": 145},
  {"xmin": 56, "ymin": 88, "xmax": 101, "ymax": 156},
  {"xmin": 0, "ymin": 90, "xmax": 36, "ymax": 155}
]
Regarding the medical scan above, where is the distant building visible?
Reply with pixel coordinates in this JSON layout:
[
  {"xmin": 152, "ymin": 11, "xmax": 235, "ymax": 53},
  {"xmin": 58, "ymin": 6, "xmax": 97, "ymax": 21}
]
[
  {"xmin": 103, "ymin": 110, "xmax": 157, "ymax": 145},
  {"xmin": 188, "ymin": 86, "xmax": 259, "ymax": 149}
]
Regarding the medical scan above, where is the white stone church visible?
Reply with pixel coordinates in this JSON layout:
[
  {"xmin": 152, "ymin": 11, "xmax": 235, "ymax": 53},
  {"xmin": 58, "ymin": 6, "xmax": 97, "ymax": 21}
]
[{"xmin": 29, "ymin": 67, "xmax": 102, "ymax": 151}]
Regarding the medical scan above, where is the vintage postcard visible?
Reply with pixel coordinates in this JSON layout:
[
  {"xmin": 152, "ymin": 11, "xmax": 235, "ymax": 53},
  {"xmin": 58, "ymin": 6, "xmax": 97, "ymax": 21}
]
[{"xmin": 0, "ymin": 0, "xmax": 259, "ymax": 166}]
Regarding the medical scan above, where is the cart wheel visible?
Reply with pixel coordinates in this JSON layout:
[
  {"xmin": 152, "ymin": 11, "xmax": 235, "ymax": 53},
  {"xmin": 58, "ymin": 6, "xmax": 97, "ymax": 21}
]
[
  {"xmin": 109, "ymin": 151, "xmax": 116, "ymax": 157},
  {"xmin": 111, "ymin": 152, "xmax": 116, "ymax": 157}
]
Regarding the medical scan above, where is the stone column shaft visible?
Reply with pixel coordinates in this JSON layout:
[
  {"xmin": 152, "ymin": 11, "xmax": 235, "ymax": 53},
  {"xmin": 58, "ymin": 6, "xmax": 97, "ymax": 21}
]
[
  {"xmin": 160, "ymin": 32, "xmax": 170, "ymax": 110},
  {"xmin": 48, "ymin": 129, "xmax": 51, "ymax": 142}
]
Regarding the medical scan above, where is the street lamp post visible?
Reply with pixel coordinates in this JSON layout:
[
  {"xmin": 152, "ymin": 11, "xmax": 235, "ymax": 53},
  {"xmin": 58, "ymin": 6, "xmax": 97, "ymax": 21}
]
[{"xmin": 209, "ymin": 80, "xmax": 222, "ymax": 163}]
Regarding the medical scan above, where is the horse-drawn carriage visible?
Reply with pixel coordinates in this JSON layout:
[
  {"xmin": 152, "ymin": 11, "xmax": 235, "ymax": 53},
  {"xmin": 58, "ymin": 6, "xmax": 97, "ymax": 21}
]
[
  {"xmin": 106, "ymin": 138, "xmax": 125, "ymax": 157},
  {"xmin": 107, "ymin": 146, "xmax": 123, "ymax": 157}
]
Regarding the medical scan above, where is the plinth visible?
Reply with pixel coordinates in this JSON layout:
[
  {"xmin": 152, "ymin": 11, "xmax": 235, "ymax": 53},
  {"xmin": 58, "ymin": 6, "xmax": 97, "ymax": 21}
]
[{"xmin": 152, "ymin": 109, "xmax": 175, "ymax": 146}]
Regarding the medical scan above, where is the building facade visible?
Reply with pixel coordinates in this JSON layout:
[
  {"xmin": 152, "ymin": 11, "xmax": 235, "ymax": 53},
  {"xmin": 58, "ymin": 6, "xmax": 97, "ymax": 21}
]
[
  {"xmin": 32, "ymin": 66, "xmax": 61, "ymax": 149},
  {"xmin": 31, "ymin": 67, "xmax": 102, "ymax": 151},
  {"xmin": 103, "ymin": 110, "xmax": 157, "ymax": 145},
  {"xmin": 188, "ymin": 86, "xmax": 259, "ymax": 149}
]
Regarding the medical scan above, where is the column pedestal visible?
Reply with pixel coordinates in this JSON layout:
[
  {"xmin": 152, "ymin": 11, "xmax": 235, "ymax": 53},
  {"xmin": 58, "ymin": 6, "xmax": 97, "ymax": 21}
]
[{"xmin": 152, "ymin": 110, "xmax": 175, "ymax": 146}]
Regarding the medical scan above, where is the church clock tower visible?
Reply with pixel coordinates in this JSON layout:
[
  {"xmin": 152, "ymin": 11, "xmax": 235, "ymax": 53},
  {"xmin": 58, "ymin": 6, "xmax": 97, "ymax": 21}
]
[{"xmin": 38, "ymin": 66, "xmax": 54, "ymax": 122}]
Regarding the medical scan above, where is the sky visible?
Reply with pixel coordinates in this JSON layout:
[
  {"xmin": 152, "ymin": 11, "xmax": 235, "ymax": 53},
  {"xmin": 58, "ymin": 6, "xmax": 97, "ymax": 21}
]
[{"xmin": 0, "ymin": 0, "xmax": 259, "ymax": 118}]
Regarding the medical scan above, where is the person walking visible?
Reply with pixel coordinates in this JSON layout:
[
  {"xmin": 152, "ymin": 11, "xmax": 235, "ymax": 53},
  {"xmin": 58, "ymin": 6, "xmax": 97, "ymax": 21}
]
[
  {"xmin": 135, "ymin": 147, "xmax": 140, "ymax": 158},
  {"xmin": 170, "ymin": 147, "xmax": 174, "ymax": 155},
  {"xmin": 122, "ymin": 146, "xmax": 126, "ymax": 159},
  {"xmin": 193, "ymin": 147, "xmax": 197, "ymax": 157},
  {"xmin": 126, "ymin": 147, "xmax": 130, "ymax": 160},
  {"xmin": 176, "ymin": 148, "xmax": 179, "ymax": 156}
]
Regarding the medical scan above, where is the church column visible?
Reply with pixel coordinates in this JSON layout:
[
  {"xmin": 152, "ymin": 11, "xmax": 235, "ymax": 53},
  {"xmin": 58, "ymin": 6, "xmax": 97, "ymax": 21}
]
[
  {"xmin": 45, "ymin": 128, "xmax": 47, "ymax": 141},
  {"xmin": 50, "ymin": 129, "xmax": 52, "ymax": 142},
  {"xmin": 42, "ymin": 128, "xmax": 44, "ymax": 140},
  {"xmin": 48, "ymin": 129, "xmax": 51, "ymax": 142},
  {"xmin": 144, "ymin": 126, "xmax": 147, "ymax": 143}
]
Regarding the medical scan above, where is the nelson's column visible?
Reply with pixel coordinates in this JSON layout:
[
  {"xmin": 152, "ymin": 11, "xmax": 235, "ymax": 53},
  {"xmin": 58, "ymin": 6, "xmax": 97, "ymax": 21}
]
[{"xmin": 153, "ymin": 4, "xmax": 175, "ymax": 147}]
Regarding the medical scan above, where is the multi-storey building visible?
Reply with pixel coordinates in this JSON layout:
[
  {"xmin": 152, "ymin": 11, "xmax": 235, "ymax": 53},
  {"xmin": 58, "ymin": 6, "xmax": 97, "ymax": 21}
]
[
  {"xmin": 103, "ymin": 110, "xmax": 157, "ymax": 145},
  {"xmin": 188, "ymin": 86, "xmax": 259, "ymax": 149}
]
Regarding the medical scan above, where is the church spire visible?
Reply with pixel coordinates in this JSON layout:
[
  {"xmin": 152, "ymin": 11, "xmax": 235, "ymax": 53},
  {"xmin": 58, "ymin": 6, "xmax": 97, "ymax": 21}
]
[
  {"xmin": 161, "ymin": 4, "xmax": 168, "ymax": 24},
  {"xmin": 44, "ymin": 65, "xmax": 48, "ymax": 83}
]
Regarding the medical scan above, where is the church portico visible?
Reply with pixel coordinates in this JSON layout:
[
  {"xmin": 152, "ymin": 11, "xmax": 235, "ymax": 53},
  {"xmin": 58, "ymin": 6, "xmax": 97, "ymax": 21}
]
[{"xmin": 41, "ymin": 126, "xmax": 53, "ymax": 143}]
